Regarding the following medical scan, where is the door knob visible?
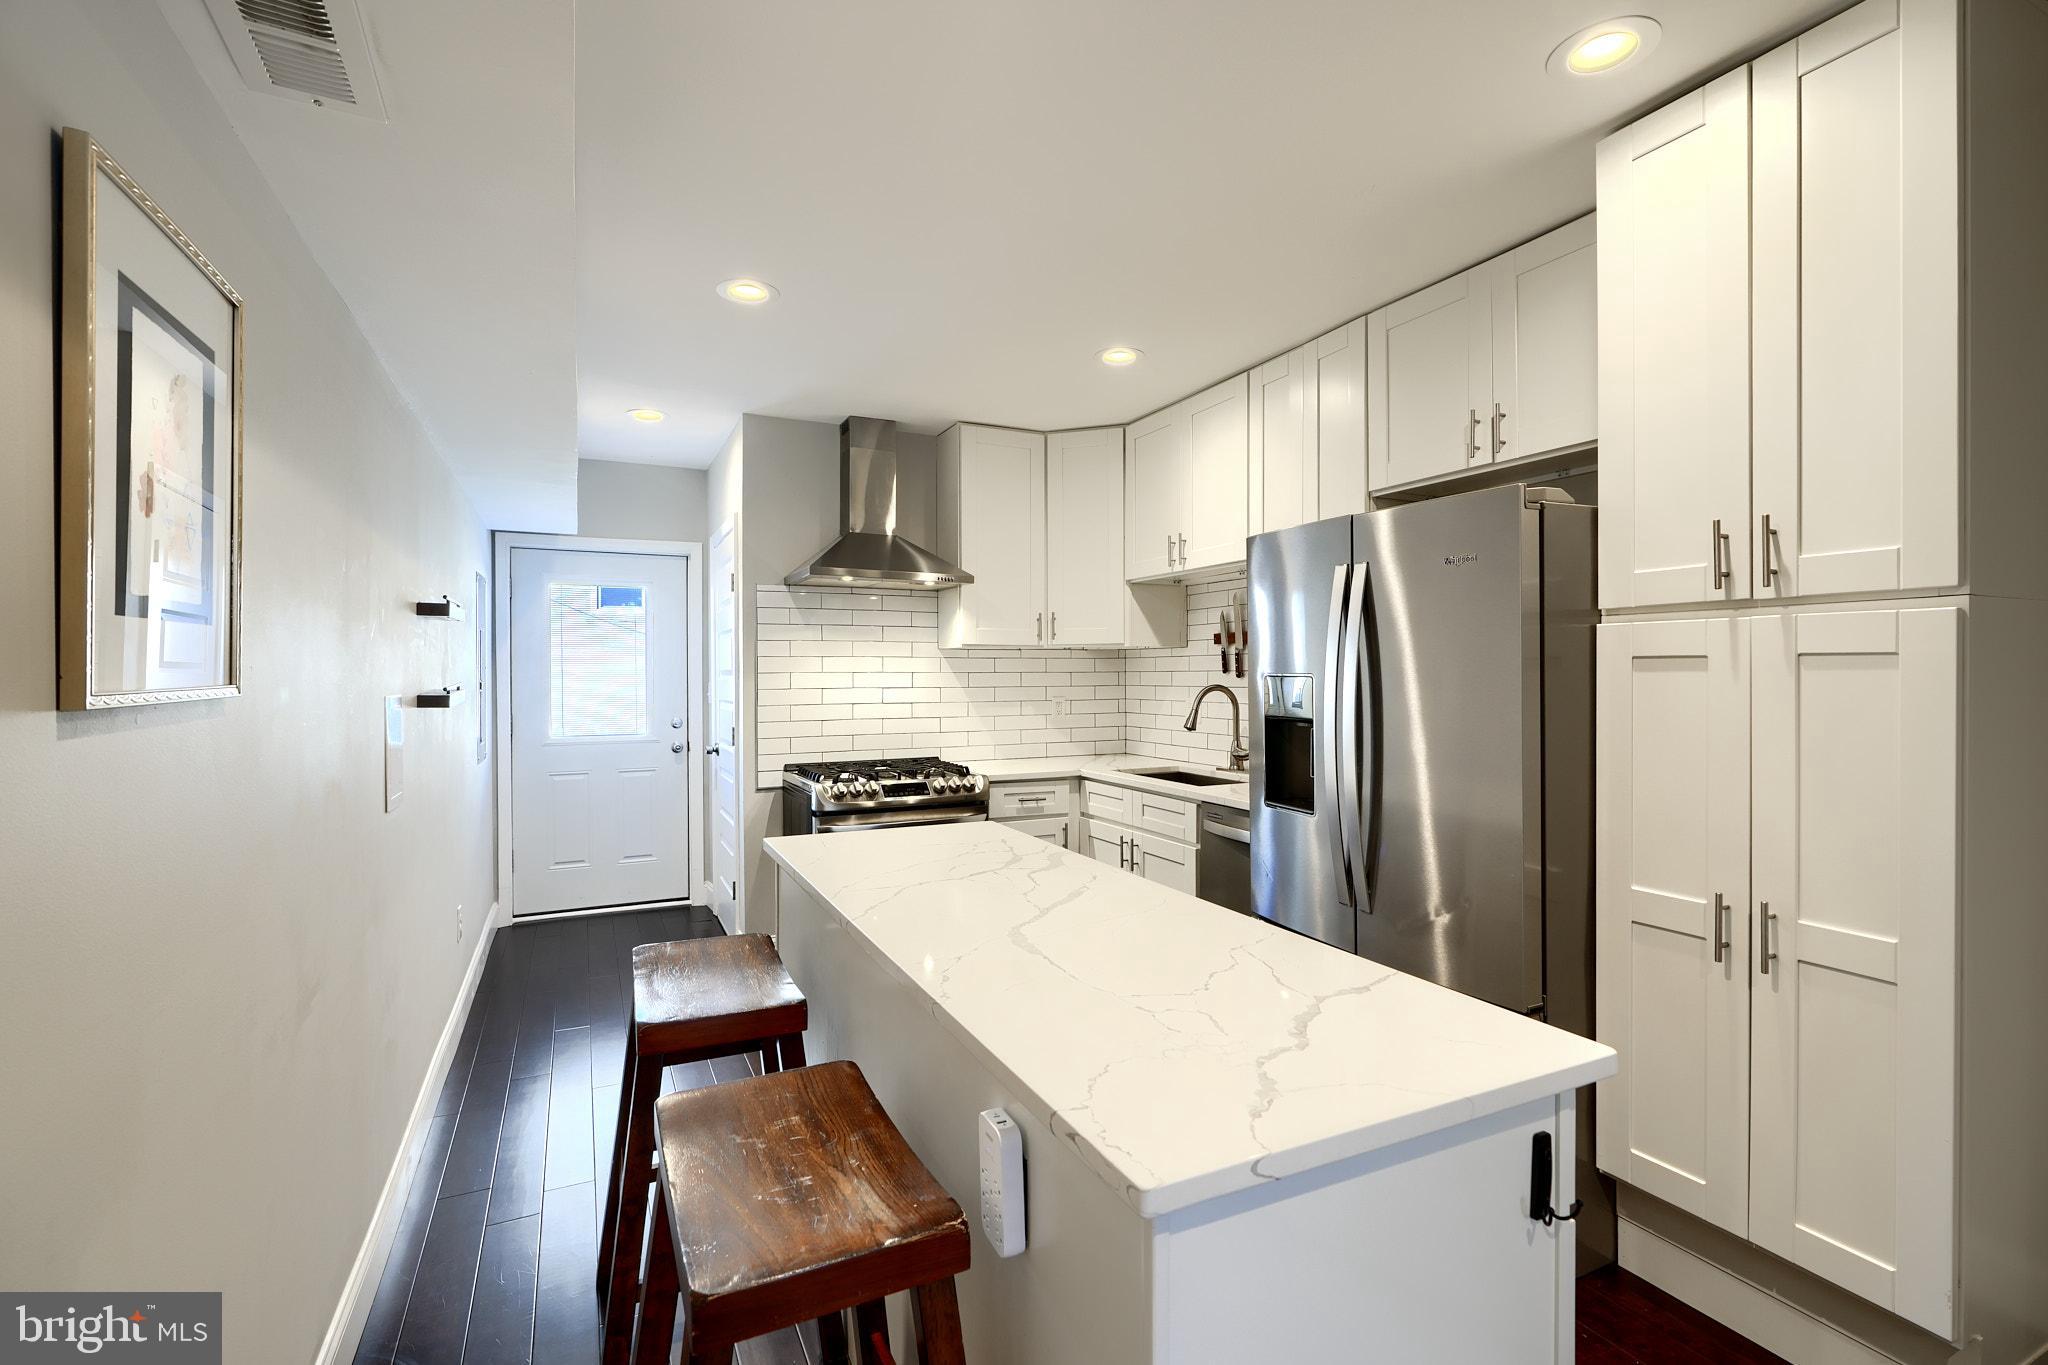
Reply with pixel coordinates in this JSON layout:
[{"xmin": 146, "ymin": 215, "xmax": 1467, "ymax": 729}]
[
  {"xmin": 670, "ymin": 717, "xmax": 684, "ymax": 729},
  {"xmin": 705, "ymin": 744, "xmax": 722, "ymax": 756},
  {"xmin": 671, "ymin": 742, "xmax": 685, "ymax": 754}
]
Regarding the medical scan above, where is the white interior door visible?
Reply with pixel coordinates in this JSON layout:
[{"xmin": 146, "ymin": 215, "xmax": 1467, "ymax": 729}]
[
  {"xmin": 1595, "ymin": 617, "xmax": 1751, "ymax": 1237},
  {"xmin": 1045, "ymin": 427, "xmax": 1126, "ymax": 646},
  {"xmin": 707, "ymin": 524, "xmax": 741, "ymax": 929},
  {"xmin": 510, "ymin": 547, "xmax": 690, "ymax": 914},
  {"xmin": 1367, "ymin": 271, "xmax": 1491, "ymax": 491},
  {"xmin": 1596, "ymin": 69, "xmax": 1752, "ymax": 608},
  {"xmin": 1751, "ymin": 0, "xmax": 1959, "ymax": 600},
  {"xmin": 1749, "ymin": 606, "xmax": 1958, "ymax": 1334}
]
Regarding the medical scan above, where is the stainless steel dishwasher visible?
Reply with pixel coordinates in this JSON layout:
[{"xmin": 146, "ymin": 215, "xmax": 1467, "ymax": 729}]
[{"xmin": 1195, "ymin": 804, "xmax": 1252, "ymax": 914}]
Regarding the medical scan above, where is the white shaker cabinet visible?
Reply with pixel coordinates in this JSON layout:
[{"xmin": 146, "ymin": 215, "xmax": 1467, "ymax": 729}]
[
  {"xmin": 1594, "ymin": 616, "xmax": 1752, "ymax": 1239},
  {"xmin": 1045, "ymin": 427, "xmax": 1131, "ymax": 646},
  {"xmin": 1748, "ymin": 606, "xmax": 1957, "ymax": 1330},
  {"xmin": 1596, "ymin": 70, "xmax": 1753, "ymax": 609},
  {"xmin": 1124, "ymin": 373, "xmax": 1250, "ymax": 579},
  {"xmin": 1487, "ymin": 216, "xmax": 1598, "ymax": 467},
  {"xmin": 935, "ymin": 424, "xmax": 1045, "ymax": 647},
  {"xmin": 1250, "ymin": 319, "xmax": 1369, "ymax": 535},
  {"xmin": 1366, "ymin": 270, "xmax": 1489, "ymax": 492},
  {"xmin": 1751, "ymin": 0, "xmax": 1958, "ymax": 601}
]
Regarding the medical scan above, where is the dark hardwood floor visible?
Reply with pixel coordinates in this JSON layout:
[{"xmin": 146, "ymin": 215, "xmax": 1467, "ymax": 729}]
[
  {"xmin": 351, "ymin": 905, "xmax": 1782, "ymax": 1365},
  {"xmin": 351, "ymin": 905, "xmax": 813, "ymax": 1365}
]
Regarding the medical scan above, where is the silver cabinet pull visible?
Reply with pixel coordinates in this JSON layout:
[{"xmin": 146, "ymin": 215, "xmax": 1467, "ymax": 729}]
[
  {"xmin": 1050, "ymin": 611, "xmax": 1057, "ymax": 640},
  {"xmin": 1711, "ymin": 519, "xmax": 1731, "ymax": 591},
  {"xmin": 1761, "ymin": 514, "xmax": 1780, "ymax": 588},
  {"xmin": 1036, "ymin": 611, "xmax": 1044, "ymax": 642},
  {"xmin": 1166, "ymin": 534, "xmax": 1175, "ymax": 568},
  {"xmin": 1466, "ymin": 409, "xmax": 1481, "ymax": 462},
  {"xmin": 1759, "ymin": 902, "xmax": 1778, "ymax": 975},
  {"xmin": 1712, "ymin": 892, "xmax": 1729, "ymax": 963},
  {"xmin": 1177, "ymin": 533, "xmax": 1188, "ymax": 567},
  {"xmin": 1120, "ymin": 835, "xmax": 1132, "ymax": 869},
  {"xmin": 1491, "ymin": 402, "xmax": 1507, "ymax": 457},
  {"xmin": 1060, "ymin": 822, "xmax": 1070, "ymax": 849}
]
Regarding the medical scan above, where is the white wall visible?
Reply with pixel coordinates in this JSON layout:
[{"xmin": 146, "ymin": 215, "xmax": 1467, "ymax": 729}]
[
  {"xmin": 575, "ymin": 457, "xmax": 708, "ymax": 543},
  {"xmin": 0, "ymin": 7, "xmax": 496, "ymax": 1362}
]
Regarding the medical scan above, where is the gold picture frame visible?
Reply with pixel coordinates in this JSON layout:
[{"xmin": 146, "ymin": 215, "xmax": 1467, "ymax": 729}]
[{"xmin": 59, "ymin": 128, "xmax": 244, "ymax": 710}]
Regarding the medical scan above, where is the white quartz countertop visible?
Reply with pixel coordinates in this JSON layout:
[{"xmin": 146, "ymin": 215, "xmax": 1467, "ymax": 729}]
[
  {"xmin": 975, "ymin": 754, "xmax": 1252, "ymax": 810},
  {"xmin": 763, "ymin": 820, "xmax": 1616, "ymax": 1219}
]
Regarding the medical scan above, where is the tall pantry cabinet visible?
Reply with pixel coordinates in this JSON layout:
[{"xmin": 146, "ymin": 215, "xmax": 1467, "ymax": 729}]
[{"xmin": 1594, "ymin": 0, "xmax": 2048, "ymax": 1359}]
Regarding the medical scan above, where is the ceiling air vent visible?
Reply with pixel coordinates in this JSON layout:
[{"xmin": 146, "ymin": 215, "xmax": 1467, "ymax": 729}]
[{"xmin": 201, "ymin": 0, "xmax": 387, "ymax": 120}]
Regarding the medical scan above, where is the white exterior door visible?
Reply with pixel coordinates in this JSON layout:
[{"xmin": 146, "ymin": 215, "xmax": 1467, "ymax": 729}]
[
  {"xmin": 707, "ymin": 524, "xmax": 741, "ymax": 930},
  {"xmin": 1046, "ymin": 427, "xmax": 1125, "ymax": 645},
  {"xmin": 1595, "ymin": 617, "xmax": 1752, "ymax": 1236},
  {"xmin": 1181, "ymin": 372, "xmax": 1250, "ymax": 571},
  {"xmin": 1597, "ymin": 69, "xmax": 1752, "ymax": 609},
  {"xmin": 1751, "ymin": 0, "xmax": 1958, "ymax": 601},
  {"xmin": 1748, "ymin": 606, "xmax": 1958, "ymax": 1335},
  {"xmin": 1124, "ymin": 406, "xmax": 1185, "ymax": 579},
  {"xmin": 1489, "ymin": 215, "xmax": 1598, "ymax": 465},
  {"xmin": 953, "ymin": 426, "xmax": 1046, "ymax": 647},
  {"xmin": 1250, "ymin": 348, "xmax": 1313, "ymax": 535},
  {"xmin": 1367, "ymin": 270, "xmax": 1491, "ymax": 491},
  {"xmin": 510, "ymin": 547, "xmax": 690, "ymax": 914},
  {"xmin": 1308, "ymin": 318, "xmax": 1368, "ymax": 519}
]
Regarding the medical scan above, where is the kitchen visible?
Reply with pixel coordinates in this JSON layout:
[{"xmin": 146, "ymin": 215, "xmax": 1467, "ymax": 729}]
[{"xmin": 3, "ymin": 2, "xmax": 2046, "ymax": 1364}]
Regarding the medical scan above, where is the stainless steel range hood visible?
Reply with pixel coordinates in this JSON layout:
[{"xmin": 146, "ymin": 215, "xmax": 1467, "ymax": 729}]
[{"xmin": 785, "ymin": 418, "xmax": 973, "ymax": 589}]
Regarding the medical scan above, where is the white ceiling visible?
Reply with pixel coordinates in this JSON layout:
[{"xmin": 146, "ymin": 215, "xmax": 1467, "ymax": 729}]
[{"xmin": 166, "ymin": 0, "xmax": 1847, "ymax": 522}]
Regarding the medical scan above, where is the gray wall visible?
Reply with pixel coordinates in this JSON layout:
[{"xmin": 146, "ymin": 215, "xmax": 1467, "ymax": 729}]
[
  {"xmin": 575, "ymin": 457, "xmax": 709, "ymax": 543},
  {"xmin": 0, "ymin": 6, "xmax": 496, "ymax": 1360}
]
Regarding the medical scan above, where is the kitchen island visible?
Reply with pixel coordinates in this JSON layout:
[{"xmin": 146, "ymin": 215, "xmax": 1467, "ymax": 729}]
[{"xmin": 764, "ymin": 820, "xmax": 1615, "ymax": 1363}]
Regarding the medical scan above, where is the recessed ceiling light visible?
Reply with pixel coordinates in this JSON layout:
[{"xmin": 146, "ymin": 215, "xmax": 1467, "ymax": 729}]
[
  {"xmin": 1098, "ymin": 346, "xmax": 1143, "ymax": 367},
  {"xmin": 1547, "ymin": 17, "xmax": 1660, "ymax": 77},
  {"xmin": 626, "ymin": 408, "xmax": 666, "ymax": 423},
  {"xmin": 716, "ymin": 277, "xmax": 778, "ymax": 305}
]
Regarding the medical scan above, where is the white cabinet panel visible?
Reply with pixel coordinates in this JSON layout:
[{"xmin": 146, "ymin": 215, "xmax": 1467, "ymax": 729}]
[
  {"xmin": 1183, "ymin": 373, "xmax": 1250, "ymax": 571},
  {"xmin": 1368, "ymin": 271, "xmax": 1490, "ymax": 492},
  {"xmin": 1309, "ymin": 318, "xmax": 1369, "ymax": 519},
  {"xmin": 1047, "ymin": 427, "xmax": 1129, "ymax": 645},
  {"xmin": 1752, "ymin": 0, "xmax": 1958, "ymax": 601},
  {"xmin": 1597, "ymin": 70, "xmax": 1753, "ymax": 608},
  {"xmin": 1003, "ymin": 813, "xmax": 1073, "ymax": 850},
  {"xmin": 1250, "ymin": 348, "xmax": 1313, "ymax": 534},
  {"xmin": 1490, "ymin": 216, "xmax": 1597, "ymax": 465},
  {"xmin": 1749, "ymin": 606, "xmax": 1957, "ymax": 1334},
  {"xmin": 1596, "ymin": 617, "xmax": 1751, "ymax": 1237},
  {"xmin": 938, "ymin": 425, "xmax": 1046, "ymax": 647},
  {"xmin": 1135, "ymin": 832, "xmax": 1196, "ymax": 895},
  {"xmin": 988, "ymin": 779, "xmax": 1071, "ymax": 820},
  {"xmin": 1126, "ymin": 407, "xmax": 1184, "ymax": 580},
  {"xmin": 1081, "ymin": 816, "xmax": 1129, "ymax": 869}
]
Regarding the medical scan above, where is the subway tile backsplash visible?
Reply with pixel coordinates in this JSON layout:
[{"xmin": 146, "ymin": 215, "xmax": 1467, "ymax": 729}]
[{"xmin": 751, "ymin": 573, "xmax": 1249, "ymax": 788}]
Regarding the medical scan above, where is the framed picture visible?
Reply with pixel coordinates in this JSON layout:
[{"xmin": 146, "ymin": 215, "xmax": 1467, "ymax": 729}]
[{"xmin": 59, "ymin": 128, "xmax": 243, "ymax": 709}]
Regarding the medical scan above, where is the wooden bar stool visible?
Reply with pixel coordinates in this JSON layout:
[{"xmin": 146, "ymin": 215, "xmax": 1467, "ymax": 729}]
[
  {"xmin": 631, "ymin": 1060, "xmax": 971, "ymax": 1365},
  {"xmin": 598, "ymin": 934, "xmax": 808, "ymax": 1365}
]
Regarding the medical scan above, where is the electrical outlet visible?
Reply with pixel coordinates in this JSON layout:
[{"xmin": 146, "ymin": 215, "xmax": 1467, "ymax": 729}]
[
  {"xmin": 456, "ymin": 903, "xmax": 465, "ymax": 942},
  {"xmin": 1053, "ymin": 697, "xmax": 1069, "ymax": 717}
]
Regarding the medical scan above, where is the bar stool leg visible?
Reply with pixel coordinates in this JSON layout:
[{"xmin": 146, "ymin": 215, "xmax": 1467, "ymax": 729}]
[
  {"xmin": 912, "ymin": 1278, "xmax": 967, "ymax": 1365},
  {"xmin": 778, "ymin": 1031, "xmax": 807, "ymax": 1070},
  {"xmin": 813, "ymin": 1308, "xmax": 851, "ymax": 1365},
  {"xmin": 631, "ymin": 1182, "xmax": 679, "ymax": 1365},
  {"xmin": 602, "ymin": 1049, "xmax": 667, "ymax": 1365},
  {"xmin": 853, "ymin": 1300, "xmax": 889, "ymax": 1365},
  {"xmin": 596, "ymin": 1031, "xmax": 639, "ymax": 1296}
]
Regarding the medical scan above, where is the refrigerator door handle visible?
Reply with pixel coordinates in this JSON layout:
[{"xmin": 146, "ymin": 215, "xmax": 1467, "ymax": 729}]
[
  {"xmin": 1324, "ymin": 563, "xmax": 1356, "ymax": 910},
  {"xmin": 1340, "ymin": 562, "xmax": 1370, "ymax": 914}
]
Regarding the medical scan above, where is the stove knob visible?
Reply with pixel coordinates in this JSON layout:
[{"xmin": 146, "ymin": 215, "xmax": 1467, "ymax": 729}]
[{"xmin": 866, "ymin": 780, "xmax": 884, "ymax": 798}]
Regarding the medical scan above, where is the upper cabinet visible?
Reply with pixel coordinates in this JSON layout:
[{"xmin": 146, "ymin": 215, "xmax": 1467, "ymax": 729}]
[
  {"xmin": 1368, "ymin": 215, "xmax": 1597, "ymax": 498},
  {"xmin": 1250, "ymin": 319, "xmax": 1369, "ymax": 535},
  {"xmin": 1599, "ymin": 0, "xmax": 1964, "ymax": 610},
  {"xmin": 1124, "ymin": 372, "xmax": 1250, "ymax": 580},
  {"xmin": 939, "ymin": 423, "xmax": 1180, "ymax": 649}
]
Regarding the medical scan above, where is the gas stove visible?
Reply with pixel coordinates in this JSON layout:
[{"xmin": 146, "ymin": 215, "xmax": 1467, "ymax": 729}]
[{"xmin": 781, "ymin": 757, "xmax": 988, "ymax": 834}]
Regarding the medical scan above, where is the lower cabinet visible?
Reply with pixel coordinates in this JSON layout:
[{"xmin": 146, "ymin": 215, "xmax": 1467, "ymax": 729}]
[
  {"xmin": 1080, "ymin": 779, "xmax": 1200, "ymax": 895},
  {"xmin": 989, "ymin": 779, "xmax": 1076, "ymax": 850},
  {"xmin": 1597, "ymin": 603, "xmax": 1962, "ymax": 1336},
  {"xmin": 1002, "ymin": 813, "xmax": 1071, "ymax": 849}
]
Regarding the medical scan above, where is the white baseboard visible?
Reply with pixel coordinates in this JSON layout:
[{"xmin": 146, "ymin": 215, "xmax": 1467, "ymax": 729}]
[{"xmin": 312, "ymin": 907, "xmax": 500, "ymax": 1365}]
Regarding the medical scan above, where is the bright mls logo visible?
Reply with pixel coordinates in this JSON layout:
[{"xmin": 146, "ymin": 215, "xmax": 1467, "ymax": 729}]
[{"xmin": 1, "ymin": 1294, "xmax": 219, "ymax": 1363}]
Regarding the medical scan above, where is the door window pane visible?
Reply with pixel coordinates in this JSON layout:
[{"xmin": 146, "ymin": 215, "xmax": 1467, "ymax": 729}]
[{"xmin": 549, "ymin": 582, "xmax": 647, "ymax": 738}]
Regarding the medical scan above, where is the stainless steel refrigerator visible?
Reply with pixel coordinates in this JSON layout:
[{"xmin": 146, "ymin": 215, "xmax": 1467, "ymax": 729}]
[
  {"xmin": 1248, "ymin": 483, "xmax": 1595, "ymax": 1035},
  {"xmin": 1251, "ymin": 483, "xmax": 1609, "ymax": 1272}
]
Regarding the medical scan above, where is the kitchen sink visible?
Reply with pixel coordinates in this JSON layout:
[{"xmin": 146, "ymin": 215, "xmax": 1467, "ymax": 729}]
[{"xmin": 1124, "ymin": 767, "xmax": 1246, "ymax": 787}]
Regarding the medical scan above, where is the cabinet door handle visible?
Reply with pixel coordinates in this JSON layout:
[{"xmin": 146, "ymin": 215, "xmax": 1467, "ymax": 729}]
[
  {"xmin": 1119, "ymin": 835, "xmax": 1131, "ymax": 869},
  {"xmin": 1759, "ymin": 902, "xmax": 1778, "ymax": 975},
  {"xmin": 1177, "ymin": 533, "xmax": 1188, "ymax": 567},
  {"xmin": 1036, "ymin": 611, "xmax": 1043, "ymax": 642},
  {"xmin": 1060, "ymin": 822, "xmax": 1070, "ymax": 849},
  {"xmin": 1466, "ymin": 409, "xmax": 1481, "ymax": 463},
  {"xmin": 1712, "ymin": 892, "xmax": 1730, "ymax": 964},
  {"xmin": 1710, "ymin": 519, "xmax": 1731, "ymax": 591},
  {"xmin": 1166, "ymin": 534, "xmax": 1175, "ymax": 568},
  {"xmin": 1491, "ymin": 402, "xmax": 1507, "ymax": 457},
  {"xmin": 1760, "ymin": 514, "xmax": 1780, "ymax": 589},
  {"xmin": 1049, "ymin": 611, "xmax": 1057, "ymax": 640}
]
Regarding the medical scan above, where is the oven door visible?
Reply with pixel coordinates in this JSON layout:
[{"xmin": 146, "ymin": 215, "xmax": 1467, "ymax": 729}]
[{"xmin": 812, "ymin": 806, "xmax": 988, "ymax": 834}]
